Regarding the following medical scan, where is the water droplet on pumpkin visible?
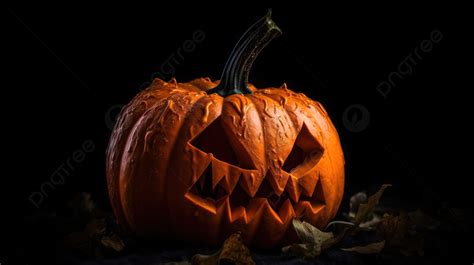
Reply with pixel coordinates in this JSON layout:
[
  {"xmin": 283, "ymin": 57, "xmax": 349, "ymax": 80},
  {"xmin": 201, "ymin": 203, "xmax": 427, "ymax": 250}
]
[
  {"xmin": 272, "ymin": 159, "xmax": 279, "ymax": 167},
  {"xmin": 201, "ymin": 101, "xmax": 212, "ymax": 124},
  {"xmin": 243, "ymin": 129, "xmax": 249, "ymax": 140},
  {"xmin": 239, "ymin": 117, "xmax": 246, "ymax": 127},
  {"xmin": 279, "ymin": 119, "xmax": 286, "ymax": 130},
  {"xmin": 263, "ymin": 100, "xmax": 272, "ymax": 117}
]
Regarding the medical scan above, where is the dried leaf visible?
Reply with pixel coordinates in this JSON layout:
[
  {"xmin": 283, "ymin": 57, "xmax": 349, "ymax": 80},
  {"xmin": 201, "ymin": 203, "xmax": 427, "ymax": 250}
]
[
  {"xmin": 341, "ymin": 241, "xmax": 385, "ymax": 254},
  {"xmin": 282, "ymin": 219, "xmax": 335, "ymax": 258},
  {"xmin": 84, "ymin": 218, "xmax": 106, "ymax": 237},
  {"xmin": 293, "ymin": 219, "xmax": 334, "ymax": 246},
  {"xmin": 63, "ymin": 217, "xmax": 125, "ymax": 258},
  {"xmin": 192, "ymin": 233, "xmax": 255, "ymax": 265},
  {"xmin": 377, "ymin": 212, "xmax": 424, "ymax": 256},
  {"xmin": 359, "ymin": 214, "xmax": 382, "ymax": 228},
  {"xmin": 349, "ymin": 191, "xmax": 367, "ymax": 219},
  {"xmin": 283, "ymin": 185, "xmax": 396, "ymax": 259},
  {"xmin": 100, "ymin": 233, "xmax": 125, "ymax": 252},
  {"xmin": 321, "ymin": 226, "xmax": 351, "ymax": 250},
  {"xmin": 192, "ymin": 254, "xmax": 218, "ymax": 265},
  {"xmin": 281, "ymin": 243, "xmax": 313, "ymax": 258},
  {"xmin": 353, "ymin": 184, "xmax": 391, "ymax": 225}
]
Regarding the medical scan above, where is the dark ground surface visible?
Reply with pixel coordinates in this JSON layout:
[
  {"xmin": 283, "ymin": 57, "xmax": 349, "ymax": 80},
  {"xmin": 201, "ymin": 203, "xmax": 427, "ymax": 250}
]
[{"xmin": 19, "ymin": 188, "xmax": 472, "ymax": 265}]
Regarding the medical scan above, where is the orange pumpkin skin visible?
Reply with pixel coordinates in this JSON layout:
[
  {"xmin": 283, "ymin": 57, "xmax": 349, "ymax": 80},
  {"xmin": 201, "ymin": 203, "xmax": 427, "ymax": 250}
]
[{"xmin": 106, "ymin": 77, "xmax": 344, "ymax": 248}]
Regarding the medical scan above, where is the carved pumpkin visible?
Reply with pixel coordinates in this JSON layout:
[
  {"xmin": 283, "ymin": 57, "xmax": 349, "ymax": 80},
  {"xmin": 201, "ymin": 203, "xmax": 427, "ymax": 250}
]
[{"xmin": 106, "ymin": 12, "xmax": 344, "ymax": 248}]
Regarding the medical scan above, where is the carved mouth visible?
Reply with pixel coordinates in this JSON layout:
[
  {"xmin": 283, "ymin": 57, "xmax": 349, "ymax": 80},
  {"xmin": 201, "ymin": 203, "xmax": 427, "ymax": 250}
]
[
  {"xmin": 184, "ymin": 117, "xmax": 326, "ymax": 221},
  {"xmin": 185, "ymin": 164, "xmax": 326, "ymax": 220}
]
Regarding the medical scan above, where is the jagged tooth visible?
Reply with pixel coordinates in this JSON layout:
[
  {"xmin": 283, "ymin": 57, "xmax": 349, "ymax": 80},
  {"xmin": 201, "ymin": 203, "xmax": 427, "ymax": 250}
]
[
  {"xmin": 299, "ymin": 171, "xmax": 320, "ymax": 197},
  {"xmin": 212, "ymin": 196, "xmax": 230, "ymax": 241},
  {"xmin": 243, "ymin": 199, "xmax": 282, "ymax": 225},
  {"xmin": 224, "ymin": 165, "xmax": 241, "ymax": 193},
  {"xmin": 188, "ymin": 146, "xmax": 212, "ymax": 186},
  {"xmin": 239, "ymin": 171, "xmax": 264, "ymax": 197},
  {"xmin": 215, "ymin": 195, "xmax": 230, "ymax": 214},
  {"xmin": 211, "ymin": 160, "xmax": 226, "ymax": 190},
  {"xmin": 250, "ymin": 200, "xmax": 288, "ymax": 249},
  {"xmin": 294, "ymin": 201, "xmax": 326, "ymax": 219},
  {"xmin": 245, "ymin": 198, "xmax": 267, "ymax": 220},
  {"xmin": 211, "ymin": 160, "xmax": 241, "ymax": 193},
  {"xmin": 286, "ymin": 175, "xmax": 302, "ymax": 202},
  {"xmin": 242, "ymin": 198, "xmax": 267, "ymax": 242},
  {"xmin": 230, "ymin": 206, "xmax": 247, "ymax": 223},
  {"xmin": 294, "ymin": 201, "xmax": 311, "ymax": 218},
  {"xmin": 266, "ymin": 169, "xmax": 290, "ymax": 196},
  {"xmin": 278, "ymin": 199, "xmax": 296, "ymax": 223},
  {"xmin": 184, "ymin": 192, "xmax": 217, "ymax": 214},
  {"xmin": 308, "ymin": 203, "xmax": 325, "ymax": 215},
  {"xmin": 262, "ymin": 199, "xmax": 283, "ymax": 225}
]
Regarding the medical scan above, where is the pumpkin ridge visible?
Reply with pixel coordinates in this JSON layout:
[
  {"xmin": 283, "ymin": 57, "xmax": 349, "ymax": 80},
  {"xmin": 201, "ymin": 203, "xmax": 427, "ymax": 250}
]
[
  {"xmin": 246, "ymin": 95, "xmax": 269, "ymax": 181},
  {"xmin": 168, "ymin": 93, "xmax": 218, "ymax": 186},
  {"xmin": 121, "ymin": 91, "xmax": 200, "ymax": 233},
  {"xmin": 250, "ymin": 92, "xmax": 297, "ymax": 195},
  {"xmin": 109, "ymin": 92, "xmax": 168, "ymax": 232}
]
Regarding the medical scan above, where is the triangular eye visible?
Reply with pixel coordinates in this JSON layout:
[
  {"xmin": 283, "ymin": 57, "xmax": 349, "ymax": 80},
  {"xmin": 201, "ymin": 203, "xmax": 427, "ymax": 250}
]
[
  {"xmin": 190, "ymin": 117, "xmax": 255, "ymax": 169},
  {"xmin": 283, "ymin": 124, "xmax": 324, "ymax": 173}
]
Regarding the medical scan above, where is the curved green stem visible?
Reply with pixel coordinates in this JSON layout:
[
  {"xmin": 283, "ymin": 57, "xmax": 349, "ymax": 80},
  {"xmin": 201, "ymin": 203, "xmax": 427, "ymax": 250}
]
[{"xmin": 207, "ymin": 10, "xmax": 282, "ymax": 97}]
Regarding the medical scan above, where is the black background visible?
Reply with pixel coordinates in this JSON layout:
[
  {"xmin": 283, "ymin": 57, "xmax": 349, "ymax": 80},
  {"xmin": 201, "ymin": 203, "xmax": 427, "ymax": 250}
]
[{"xmin": 5, "ymin": 7, "xmax": 471, "ymax": 264}]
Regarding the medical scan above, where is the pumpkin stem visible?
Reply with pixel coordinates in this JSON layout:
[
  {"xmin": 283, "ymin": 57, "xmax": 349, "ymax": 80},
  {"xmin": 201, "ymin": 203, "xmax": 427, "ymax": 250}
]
[{"xmin": 207, "ymin": 10, "xmax": 282, "ymax": 97}]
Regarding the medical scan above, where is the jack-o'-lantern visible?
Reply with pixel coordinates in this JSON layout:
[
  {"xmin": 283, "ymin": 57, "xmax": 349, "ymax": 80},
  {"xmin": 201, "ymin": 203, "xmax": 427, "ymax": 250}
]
[{"xmin": 106, "ymin": 11, "xmax": 344, "ymax": 248}]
